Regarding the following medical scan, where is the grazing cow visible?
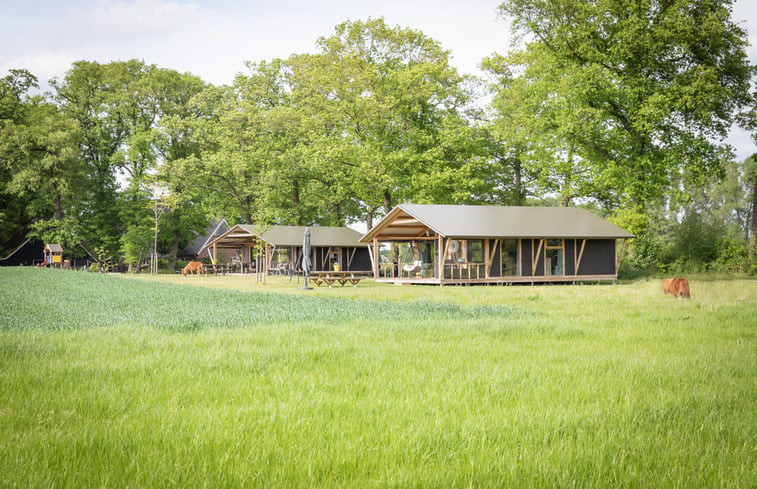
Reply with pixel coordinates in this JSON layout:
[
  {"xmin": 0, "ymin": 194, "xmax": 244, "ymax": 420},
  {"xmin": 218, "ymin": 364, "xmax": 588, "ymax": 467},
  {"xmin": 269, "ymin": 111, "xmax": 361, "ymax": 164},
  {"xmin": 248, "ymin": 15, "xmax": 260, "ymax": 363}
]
[
  {"xmin": 182, "ymin": 261, "xmax": 205, "ymax": 276},
  {"xmin": 662, "ymin": 278, "xmax": 691, "ymax": 298}
]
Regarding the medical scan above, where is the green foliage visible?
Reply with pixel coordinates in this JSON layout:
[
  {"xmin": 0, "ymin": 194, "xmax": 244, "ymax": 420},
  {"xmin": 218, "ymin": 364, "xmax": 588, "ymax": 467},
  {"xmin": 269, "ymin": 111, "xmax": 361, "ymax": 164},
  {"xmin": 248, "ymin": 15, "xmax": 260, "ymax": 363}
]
[
  {"xmin": 669, "ymin": 212, "xmax": 724, "ymax": 265},
  {"xmin": 495, "ymin": 0, "xmax": 755, "ymax": 208},
  {"xmin": 2, "ymin": 5, "xmax": 754, "ymax": 274},
  {"xmin": 711, "ymin": 235, "xmax": 751, "ymax": 273},
  {"xmin": 627, "ymin": 233, "xmax": 664, "ymax": 274}
]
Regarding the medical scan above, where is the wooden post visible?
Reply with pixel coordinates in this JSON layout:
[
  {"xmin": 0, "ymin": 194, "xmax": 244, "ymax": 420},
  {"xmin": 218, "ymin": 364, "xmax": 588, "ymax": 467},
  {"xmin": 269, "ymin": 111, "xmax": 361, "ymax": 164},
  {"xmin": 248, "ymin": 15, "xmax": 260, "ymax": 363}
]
[
  {"xmin": 367, "ymin": 243, "xmax": 375, "ymax": 276},
  {"xmin": 264, "ymin": 243, "xmax": 270, "ymax": 282},
  {"xmin": 532, "ymin": 239, "xmax": 544, "ymax": 276},
  {"xmin": 575, "ymin": 239, "xmax": 587, "ymax": 275},
  {"xmin": 372, "ymin": 239, "xmax": 379, "ymax": 278},
  {"xmin": 484, "ymin": 239, "xmax": 490, "ymax": 279},
  {"xmin": 615, "ymin": 239, "xmax": 628, "ymax": 274},
  {"xmin": 487, "ymin": 239, "xmax": 500, "ymax": 278},
  {"xmin": 441, "ymin": 237, "xmax": 453, "ymax": 282}
]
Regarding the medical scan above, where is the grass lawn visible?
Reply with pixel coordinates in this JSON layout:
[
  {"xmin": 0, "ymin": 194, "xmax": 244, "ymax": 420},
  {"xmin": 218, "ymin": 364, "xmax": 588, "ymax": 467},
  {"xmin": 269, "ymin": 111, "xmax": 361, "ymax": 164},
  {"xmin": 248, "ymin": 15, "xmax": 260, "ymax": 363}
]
[{"xmin": 1, "ymin": 267, "xmax": 755, "ymax": 488}]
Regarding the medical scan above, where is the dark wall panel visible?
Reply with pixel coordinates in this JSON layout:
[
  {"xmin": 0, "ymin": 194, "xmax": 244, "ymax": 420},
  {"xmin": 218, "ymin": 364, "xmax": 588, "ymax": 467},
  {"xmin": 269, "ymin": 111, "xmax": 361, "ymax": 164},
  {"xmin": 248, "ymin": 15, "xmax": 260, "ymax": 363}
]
[
  {"xmin": 490, "ymin": 241, "xmax": 502, "ymax": 278},
  {"xmin": 577, "ymin": 239, "xmax": 615, "ymax": 275},
  {"xmin": 564, "ymin": 239, "xmax": 576, "ymax": 276},
  {"xmin": 348, "ymin": 248, "xmax": 372, "ymax": 271},
  {"xmin": 521, "ymin": 240, "xmax": 535, "ymax": 276}
]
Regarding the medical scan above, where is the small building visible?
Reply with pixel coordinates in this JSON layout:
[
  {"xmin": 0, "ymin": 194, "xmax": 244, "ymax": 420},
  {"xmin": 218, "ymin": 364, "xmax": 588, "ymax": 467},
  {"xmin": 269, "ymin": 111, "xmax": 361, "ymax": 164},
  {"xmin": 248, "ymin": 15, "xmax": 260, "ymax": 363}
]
[
  {"xmin": 43, "ymin": 243, "xmax": 64, "ymax": 268},
  {"xmin": 202, "ymin": 224, "xmax": 371, "ymax": 275},
  {"xmin": 0, "ymin": 238, "xmax": 44, "ymax": 266},
  {"xmin": 360, "ymin": 204, "xmax": 635, "ymax": 285}
]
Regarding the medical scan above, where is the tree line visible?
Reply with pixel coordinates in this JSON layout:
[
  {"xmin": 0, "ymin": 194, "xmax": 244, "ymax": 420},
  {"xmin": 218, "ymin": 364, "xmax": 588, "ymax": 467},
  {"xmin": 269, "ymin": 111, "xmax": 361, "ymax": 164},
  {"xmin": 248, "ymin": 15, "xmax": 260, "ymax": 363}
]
[{"xmin": 1, "ymin": 2, "xmax": 756, "ymax": 274}]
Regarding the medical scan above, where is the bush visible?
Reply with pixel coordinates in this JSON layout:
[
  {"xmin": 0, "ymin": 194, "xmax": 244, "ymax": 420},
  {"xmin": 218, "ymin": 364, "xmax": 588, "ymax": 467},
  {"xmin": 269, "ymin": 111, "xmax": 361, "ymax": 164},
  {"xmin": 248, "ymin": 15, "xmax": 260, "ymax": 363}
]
[
  {"xmin": 711, "ymin": 236, "xmax": 751, "ymax": 273},
  {"xmin": 627, "ymin": 234, "xmax": 664, "ymax": 273},
  {"xmin": 669, "ymin": 212, "xmax": 722, "ymax": 265}
]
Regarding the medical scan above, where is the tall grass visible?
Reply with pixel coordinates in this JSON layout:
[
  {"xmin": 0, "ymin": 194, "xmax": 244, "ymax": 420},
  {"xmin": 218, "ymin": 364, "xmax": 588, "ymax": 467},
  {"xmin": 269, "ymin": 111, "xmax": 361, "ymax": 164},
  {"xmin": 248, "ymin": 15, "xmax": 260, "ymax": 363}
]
[
  {"xmin": 0, "ymin": 268, "xmax": 755, "ymax": 488},
  {"xmin": 1, "ymin": 268, "xmax": 511, "ymax": 331}
]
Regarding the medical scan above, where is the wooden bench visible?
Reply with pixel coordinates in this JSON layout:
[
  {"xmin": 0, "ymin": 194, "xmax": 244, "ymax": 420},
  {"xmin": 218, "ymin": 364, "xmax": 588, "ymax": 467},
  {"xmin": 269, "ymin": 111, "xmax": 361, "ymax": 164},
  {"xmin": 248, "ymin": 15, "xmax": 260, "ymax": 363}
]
[{"xmin": 308, "ymin": 271, "xmax": 371, "ymax": 288}]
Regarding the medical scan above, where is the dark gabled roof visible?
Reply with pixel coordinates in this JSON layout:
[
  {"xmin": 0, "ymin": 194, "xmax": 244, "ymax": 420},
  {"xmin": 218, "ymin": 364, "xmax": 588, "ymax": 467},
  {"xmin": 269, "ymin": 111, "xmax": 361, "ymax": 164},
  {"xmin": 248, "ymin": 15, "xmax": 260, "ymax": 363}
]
[
  {"xmin": 361, "ymin": 204, "xmax": 635, "ymax": 241},
  {"xmin": 179, "ymin": 219, "xmax": 231, "ymax": 256},
  {"xmin": 204, "ymin": 224, "xmax": 367, "ymax": 250},
  {"xmin": 44, "ymin": 243, "xmax": 63, "ymax": 252}
]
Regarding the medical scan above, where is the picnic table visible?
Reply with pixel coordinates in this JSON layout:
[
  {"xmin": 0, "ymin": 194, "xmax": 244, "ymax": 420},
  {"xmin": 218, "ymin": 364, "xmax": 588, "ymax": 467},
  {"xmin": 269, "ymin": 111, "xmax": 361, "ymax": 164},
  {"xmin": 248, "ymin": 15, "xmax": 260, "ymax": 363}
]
[
  {"xmin": 205, "ymin": 263, "xmax": 233, "ymax": 275},
  {"xmin": 308, "ymin": 271, "xmax": 371, "ymax": 288}
]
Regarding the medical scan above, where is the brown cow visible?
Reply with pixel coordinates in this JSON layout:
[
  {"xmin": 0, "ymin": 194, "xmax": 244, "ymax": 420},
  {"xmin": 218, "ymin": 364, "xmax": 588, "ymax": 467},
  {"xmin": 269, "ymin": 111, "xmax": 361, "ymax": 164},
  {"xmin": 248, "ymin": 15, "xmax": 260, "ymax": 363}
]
[
  {"xmin": 182, "ymin": 261, "xmax": 205, "ymax": 276},
  {"xmin": 662, "ymin": 278, "xmax": 691, "ymax": 298}
]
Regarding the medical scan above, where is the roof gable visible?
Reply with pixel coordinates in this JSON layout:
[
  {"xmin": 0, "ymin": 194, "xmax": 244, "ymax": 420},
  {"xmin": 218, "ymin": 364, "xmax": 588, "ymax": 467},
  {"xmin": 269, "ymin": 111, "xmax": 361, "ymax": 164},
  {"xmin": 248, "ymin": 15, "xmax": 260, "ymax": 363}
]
[
  {"xmin": 180, "ymin": 219, "xmax": 231, "ymax": 256},
  {"xmin": 204, "ymin": 224, "xmax": 367, "ymax": 249},
  {"xmin": 361, "ymin": 204, "xmax": 635, "ymax": 241}
]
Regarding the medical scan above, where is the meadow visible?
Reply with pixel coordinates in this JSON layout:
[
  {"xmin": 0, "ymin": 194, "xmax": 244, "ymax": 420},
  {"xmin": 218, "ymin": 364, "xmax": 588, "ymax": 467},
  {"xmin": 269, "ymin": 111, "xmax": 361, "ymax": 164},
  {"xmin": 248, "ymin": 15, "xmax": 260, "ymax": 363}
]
[{"xmin": 0, "ymin": 267, "xmax": 755, "ymax": 488}]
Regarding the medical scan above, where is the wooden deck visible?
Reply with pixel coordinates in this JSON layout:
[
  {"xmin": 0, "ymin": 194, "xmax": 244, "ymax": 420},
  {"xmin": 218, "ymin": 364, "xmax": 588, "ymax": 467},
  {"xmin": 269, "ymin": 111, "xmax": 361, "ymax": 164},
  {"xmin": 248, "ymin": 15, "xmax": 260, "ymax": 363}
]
[{"xmin": 375, "ymin": 274, "xmax": 618, "ymax": 286}]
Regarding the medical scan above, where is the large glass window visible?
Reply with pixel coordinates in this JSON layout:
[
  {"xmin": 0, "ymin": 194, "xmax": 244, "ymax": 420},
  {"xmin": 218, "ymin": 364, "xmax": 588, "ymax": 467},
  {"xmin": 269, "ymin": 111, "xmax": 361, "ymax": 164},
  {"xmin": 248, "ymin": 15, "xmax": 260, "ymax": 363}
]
[
  {"xmin": 467, "ymin": 240, "xmax": 484, "ymax": 263},
  {"xmin": 545, "ymin": 239, "xmax": 564, "ymax": 276},
  {"xmin": 501, "ymin": 240, "xmax": 519, "ymax": 276}
]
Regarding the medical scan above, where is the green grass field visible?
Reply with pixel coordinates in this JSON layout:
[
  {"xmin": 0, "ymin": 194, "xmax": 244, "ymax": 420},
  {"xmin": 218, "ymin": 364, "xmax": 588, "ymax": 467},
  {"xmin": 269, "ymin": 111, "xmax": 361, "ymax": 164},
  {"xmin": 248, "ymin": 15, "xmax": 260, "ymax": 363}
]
[{"xmin": 1, "ymin": 267, "xmax": 755, "ymax": 488}]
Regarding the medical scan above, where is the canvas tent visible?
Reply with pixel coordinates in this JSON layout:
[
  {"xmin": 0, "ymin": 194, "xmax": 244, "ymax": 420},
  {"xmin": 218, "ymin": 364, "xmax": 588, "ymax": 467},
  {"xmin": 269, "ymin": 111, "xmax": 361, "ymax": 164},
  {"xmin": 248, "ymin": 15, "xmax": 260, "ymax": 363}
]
[
  {"xmin": 202, "ymin": 224, "xmax": 371, "ymax": 275},
  {"xmin": 178, "ymin": 219, "xmax": 231, "ymax": 261},
  {"xmin": 0, "ymin": 238, "xmax": 44, "ymax": 266},
  {"xmin": 360, "ymin": 204, "xmax": 635, "ymax": 285}
]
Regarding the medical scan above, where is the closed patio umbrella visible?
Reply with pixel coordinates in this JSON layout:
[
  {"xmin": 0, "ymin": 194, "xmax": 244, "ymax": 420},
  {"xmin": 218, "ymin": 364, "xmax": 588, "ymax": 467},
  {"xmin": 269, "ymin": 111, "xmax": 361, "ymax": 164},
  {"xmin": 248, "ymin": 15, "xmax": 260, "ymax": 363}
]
[{"xmin": 300, "ymin": 227, "xmax": 312, "ymax": 290}]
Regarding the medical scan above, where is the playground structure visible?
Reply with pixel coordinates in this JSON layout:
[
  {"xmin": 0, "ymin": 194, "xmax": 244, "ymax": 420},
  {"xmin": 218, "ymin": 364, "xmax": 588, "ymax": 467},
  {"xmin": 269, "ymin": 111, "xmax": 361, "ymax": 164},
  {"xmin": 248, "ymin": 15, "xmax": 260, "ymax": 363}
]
[{"xmin": 42, "ymin": 244, "xmax": 64, "ymax": 268}]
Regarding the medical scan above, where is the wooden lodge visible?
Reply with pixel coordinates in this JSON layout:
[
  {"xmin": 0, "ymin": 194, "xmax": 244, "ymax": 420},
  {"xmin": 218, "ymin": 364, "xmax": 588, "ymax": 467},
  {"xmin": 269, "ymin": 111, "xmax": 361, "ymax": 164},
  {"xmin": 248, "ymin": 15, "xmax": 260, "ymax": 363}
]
[
  {"xmin": 360, "ymin": 204, "xmax": 635, "ymax": 285},
  {"xmin": 202, "ymin": 224, "xmax": 371, "ymax": 276}
]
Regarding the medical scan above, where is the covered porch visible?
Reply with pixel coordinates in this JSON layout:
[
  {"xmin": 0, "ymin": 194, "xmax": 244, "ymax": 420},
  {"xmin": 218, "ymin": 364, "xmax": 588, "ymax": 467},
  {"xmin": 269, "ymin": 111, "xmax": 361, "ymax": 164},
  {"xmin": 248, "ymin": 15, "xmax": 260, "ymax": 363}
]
[
  {"xmin": 202, "ymin": 224, "xmax": 371, "ymax": 277},
  {"xmin": 362, "ymin": 205, "xmax": 634, "ymax": 286}
]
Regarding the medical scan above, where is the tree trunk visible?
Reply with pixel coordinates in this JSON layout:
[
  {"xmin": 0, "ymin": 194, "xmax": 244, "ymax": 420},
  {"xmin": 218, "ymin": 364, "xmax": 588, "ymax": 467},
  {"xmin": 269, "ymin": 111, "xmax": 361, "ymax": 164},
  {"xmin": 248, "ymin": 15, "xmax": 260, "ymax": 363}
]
[
  {"xmin": 384, "ymin": 191, "xmax": 398, "ymax": 274},
  {"xmin": 750, "ymin": 178, "xmax": 757, "ymax": 262},
  {"xmin": 240, "ymin": 196, "xmax": 254, "ymax": 225},
  {"xmin": 292, "ymin": 180, "xmax": 302, "ymax": 225},
  {"xmin": 167, "ymin": 226, "xmax": 180, "ymax": 272},
  {"xmin": 513, "ymin": 157, "xmax": 524, "ymax": 206},
  {"xmin": 54, "ymin": 193, "xmax": 62, "ymax": 220},
  {"xmin": 332, "ymin": 202, "xmax": 342, "ymax": 226},
  {"xmin": 366, "ymin": 205, "xmax": 374, "ymax": 230}
]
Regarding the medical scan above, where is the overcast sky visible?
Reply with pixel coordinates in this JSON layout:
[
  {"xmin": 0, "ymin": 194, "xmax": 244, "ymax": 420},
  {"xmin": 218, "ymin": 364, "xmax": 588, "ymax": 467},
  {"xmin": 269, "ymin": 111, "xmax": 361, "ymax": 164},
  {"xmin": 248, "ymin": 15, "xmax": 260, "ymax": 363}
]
[{"xmin": 2, "ymin": 0, "xmax": 756, "ymax": 162}]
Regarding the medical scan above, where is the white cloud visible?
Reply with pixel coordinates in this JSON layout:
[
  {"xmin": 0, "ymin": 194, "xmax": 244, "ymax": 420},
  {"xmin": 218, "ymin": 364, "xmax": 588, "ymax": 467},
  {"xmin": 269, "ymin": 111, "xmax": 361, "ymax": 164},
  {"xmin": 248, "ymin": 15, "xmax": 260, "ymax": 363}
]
[{"xmin": 71, "ymin": 0, "xmax": 206, "ymax": 43}]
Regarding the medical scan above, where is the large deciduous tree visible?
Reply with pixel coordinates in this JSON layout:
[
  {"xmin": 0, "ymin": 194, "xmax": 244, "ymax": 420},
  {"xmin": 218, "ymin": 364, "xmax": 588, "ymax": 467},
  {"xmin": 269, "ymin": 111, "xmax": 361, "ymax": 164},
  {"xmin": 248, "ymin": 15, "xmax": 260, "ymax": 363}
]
[
  {"xmin": 0, "ymin": 69, "xmax": 82, "ymax": 251},
  {"xmin": 0, "ymin": 69, "xmax": 41, "ymax": 253},
  {"xmin": 305, "ymin": 18, "xmax": 478, "ymax": 227},
  {"xmin": 495, "ymin": 0, "xmax": 754, "ymax": 227},
  {"xmin": 161, "ymin": 65, "xmax": 281, "ymax": 226}
]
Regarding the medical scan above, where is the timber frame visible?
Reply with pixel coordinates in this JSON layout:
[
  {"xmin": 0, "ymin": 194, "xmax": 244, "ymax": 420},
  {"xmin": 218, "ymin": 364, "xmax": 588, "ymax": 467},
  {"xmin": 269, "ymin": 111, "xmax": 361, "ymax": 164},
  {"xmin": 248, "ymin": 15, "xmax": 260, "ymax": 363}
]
[
  {"xmin": 360, "ymin": 204, "xmax": 634, "ymax": 286},
  {"xmin": 202, "ymin": 224, "xmax": 371, "ymax": 277}
]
